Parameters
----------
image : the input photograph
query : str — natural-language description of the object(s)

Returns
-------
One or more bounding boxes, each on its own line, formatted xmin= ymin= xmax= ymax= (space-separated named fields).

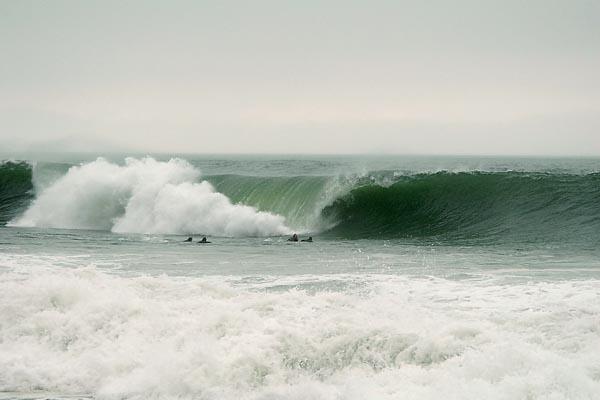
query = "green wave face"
xmin=322 ymin=172 xmax=600 ymax=244
xmin=0 ymin=161 xmax=34 ymax=224
xmin=206 ymin=174 xmax=345 ymax=231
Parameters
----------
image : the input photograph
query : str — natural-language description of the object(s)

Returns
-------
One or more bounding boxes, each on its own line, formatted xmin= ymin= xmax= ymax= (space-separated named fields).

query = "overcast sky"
xmin=1 ymin=0 xmax=599 ymax=155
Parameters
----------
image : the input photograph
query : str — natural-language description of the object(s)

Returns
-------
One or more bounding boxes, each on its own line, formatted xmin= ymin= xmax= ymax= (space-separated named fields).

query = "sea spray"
xmin=10 ymin=157 xmax=290 ymax=236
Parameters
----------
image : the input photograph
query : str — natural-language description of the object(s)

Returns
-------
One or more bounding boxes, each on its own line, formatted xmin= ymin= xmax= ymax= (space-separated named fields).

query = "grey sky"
xmin=1 ymin=0 xmax=599 ymax=155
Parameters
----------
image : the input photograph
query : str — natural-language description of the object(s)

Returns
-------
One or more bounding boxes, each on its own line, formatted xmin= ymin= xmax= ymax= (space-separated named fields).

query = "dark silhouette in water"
xmin=184 ymin=237 xmax=192 ymax=242
xmin=287 ymin=233 xmax=299 ymax=242
xmin=301 ymin=236 xmax=313 ymax=242
xmin=198 ymin=236 xmax=211 ymax=243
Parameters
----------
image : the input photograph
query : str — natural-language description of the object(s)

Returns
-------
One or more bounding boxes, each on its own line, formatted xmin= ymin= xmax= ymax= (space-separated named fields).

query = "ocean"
xmin=0 ymin=154 xmax=599 ymax=400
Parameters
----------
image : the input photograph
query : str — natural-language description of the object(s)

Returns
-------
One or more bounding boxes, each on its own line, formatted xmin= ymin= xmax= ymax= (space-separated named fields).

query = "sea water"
xmin=0 ymin=154 xmax=599 ymax=399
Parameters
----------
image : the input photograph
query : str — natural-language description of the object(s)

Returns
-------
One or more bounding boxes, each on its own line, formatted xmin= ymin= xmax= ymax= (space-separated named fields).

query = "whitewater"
xmin=9 ymin=158 xmax=290 ymax=237
xmin=1 ymin=154 xmax=599 ymax=400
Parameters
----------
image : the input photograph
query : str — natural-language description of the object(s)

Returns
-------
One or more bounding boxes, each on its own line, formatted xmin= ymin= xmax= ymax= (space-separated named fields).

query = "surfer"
xmin=288 ymin=233 xmax=299 ymax=242
xmin=198 ymin=236 xmax=211 ymax=243
xmin=301 ymin=236 xmax=313 ymax=242
xmin=184 ymin=237 xmax=192 ymax=242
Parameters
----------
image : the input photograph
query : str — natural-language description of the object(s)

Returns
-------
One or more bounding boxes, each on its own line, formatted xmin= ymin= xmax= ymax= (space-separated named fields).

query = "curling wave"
xmin=321 ymin=172 xmax=600 ymax=243
xmin=1 ymin=159 xmax=599 ymax=243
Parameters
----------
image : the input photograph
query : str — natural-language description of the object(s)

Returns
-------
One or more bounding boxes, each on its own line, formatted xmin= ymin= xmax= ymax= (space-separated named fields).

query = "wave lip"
xmin=207 ymin=174 xmax=352 ymax=232
xmin=9 ymin=157 xmax=290 ymax=237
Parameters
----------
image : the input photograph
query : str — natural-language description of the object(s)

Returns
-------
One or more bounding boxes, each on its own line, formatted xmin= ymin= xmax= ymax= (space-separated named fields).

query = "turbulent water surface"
xmin=0 ymin=154 xmax=599 ymax=400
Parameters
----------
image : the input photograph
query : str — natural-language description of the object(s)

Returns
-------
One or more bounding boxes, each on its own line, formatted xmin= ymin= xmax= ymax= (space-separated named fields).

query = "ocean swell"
xmin=2 ymin=159 xmax=600 ymax=243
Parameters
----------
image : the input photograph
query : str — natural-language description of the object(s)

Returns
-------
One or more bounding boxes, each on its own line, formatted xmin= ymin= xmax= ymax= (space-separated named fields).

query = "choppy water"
xmin=1 ymin=154 xmax=599 ymax=399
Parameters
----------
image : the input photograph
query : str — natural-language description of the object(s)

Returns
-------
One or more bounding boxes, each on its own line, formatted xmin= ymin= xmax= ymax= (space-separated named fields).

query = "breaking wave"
xmin=6 ymin=158 xmax=290 ymax=237
xmin=1 ymin=158 xmax=599 ymax=243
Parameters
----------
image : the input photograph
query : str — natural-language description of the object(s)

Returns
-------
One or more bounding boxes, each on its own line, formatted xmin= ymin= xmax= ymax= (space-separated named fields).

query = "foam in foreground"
xmin=0 ymin=263 xmax=598 ymax=400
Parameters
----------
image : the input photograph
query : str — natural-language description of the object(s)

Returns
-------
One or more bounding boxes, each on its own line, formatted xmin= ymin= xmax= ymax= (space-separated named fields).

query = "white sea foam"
xmin=10 ymin=157 xmax=290 ymax=236
xmin=0 ymin=260 xmax=598 ymax=400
